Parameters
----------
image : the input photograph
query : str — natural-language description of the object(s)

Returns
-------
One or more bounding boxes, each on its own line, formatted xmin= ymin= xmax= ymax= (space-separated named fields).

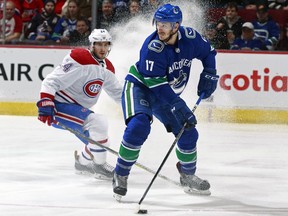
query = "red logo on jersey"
xmin=83 ymin=79 xmax=103 ymax=98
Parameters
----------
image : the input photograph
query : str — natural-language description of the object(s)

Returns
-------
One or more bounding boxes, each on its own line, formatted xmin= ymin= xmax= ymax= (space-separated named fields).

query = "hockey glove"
xmin=171 ymin=97 xmax=197 ymax=130
xmin=197 ymin=68 xmax=219 ymax=99
xmin=37 ymin=98 xmax=55 ymax=126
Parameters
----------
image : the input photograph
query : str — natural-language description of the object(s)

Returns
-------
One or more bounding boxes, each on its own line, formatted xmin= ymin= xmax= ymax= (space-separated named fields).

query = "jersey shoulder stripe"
xmin=104 ymin=58 xmax=115 ymax=74
xmin=70 ymin=48 xmax=99 ymax=66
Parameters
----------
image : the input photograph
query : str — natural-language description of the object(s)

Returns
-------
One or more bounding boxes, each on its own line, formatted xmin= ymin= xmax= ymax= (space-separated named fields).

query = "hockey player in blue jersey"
xmin=112 ymin=3 xmax=219 ymax=197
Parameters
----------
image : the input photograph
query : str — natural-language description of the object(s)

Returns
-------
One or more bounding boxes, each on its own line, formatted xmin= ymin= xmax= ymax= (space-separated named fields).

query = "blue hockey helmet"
xmin=153 ymin=4 xmax=182 ymax=25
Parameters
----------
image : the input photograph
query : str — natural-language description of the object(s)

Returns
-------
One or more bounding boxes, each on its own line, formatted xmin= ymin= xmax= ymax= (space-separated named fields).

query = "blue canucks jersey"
xmin=126 ymin=26 xmax=217 ymax=104
xmin=252 ymin=19 xmax=280 ymax=49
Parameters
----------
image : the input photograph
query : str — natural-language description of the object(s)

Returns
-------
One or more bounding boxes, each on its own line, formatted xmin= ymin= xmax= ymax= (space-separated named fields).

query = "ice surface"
xmin=0 ymin=115 xmax=287 ymax=216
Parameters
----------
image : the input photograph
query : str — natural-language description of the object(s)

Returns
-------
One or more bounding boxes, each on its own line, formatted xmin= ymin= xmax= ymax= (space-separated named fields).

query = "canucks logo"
xmin=148 ymin=40 xmax=164 ymax=53
xmin=169 ymin=70 xmax=188 ymax=94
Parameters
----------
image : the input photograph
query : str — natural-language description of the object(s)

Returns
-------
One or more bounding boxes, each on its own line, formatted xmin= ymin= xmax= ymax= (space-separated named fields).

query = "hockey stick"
xmin=136 ymin=93 xmax=205 ymax=213
xmin=54 ymin=120 xmax=181 ymax=187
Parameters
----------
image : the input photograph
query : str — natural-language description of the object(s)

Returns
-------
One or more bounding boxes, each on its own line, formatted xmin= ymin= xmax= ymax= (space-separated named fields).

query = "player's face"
xmin=92 ymin=42 xmax=111 ymax=60
xmin=156 ymin=21 xmax=178 ymax=43
xmin=156 ymin=22 xmax=173 ymax=40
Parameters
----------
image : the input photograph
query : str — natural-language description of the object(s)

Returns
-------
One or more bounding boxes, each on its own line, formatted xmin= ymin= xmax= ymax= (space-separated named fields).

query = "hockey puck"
xmin=137 ymin=209 xmax=148 ymax=214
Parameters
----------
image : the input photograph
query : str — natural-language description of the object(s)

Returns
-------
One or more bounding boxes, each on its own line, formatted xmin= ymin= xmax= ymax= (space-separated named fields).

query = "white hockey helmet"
xmin=89 ymin=29 xmax=112 ymax=45
xmin=89 ymin=29 xmax=112 ymax=58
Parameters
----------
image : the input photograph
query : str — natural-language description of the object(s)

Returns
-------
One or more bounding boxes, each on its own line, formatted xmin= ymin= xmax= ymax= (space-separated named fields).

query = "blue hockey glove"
xmin=171 ymin=97 xmax=197 ymax=130
xmin=36 ymin=98 xmax=55 ymax=126
xmin=197 ymin=68 xmax=219 ymax=99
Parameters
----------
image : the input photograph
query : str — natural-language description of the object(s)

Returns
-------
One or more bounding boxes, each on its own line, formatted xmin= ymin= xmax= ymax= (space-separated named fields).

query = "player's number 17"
xmin=146 ymin=60 xmax=154 ymax=71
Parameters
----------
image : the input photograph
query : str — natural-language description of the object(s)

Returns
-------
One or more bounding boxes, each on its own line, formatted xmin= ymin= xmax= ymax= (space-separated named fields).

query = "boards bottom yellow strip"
xmin=0 ymin=102 xmax=287 ymax=124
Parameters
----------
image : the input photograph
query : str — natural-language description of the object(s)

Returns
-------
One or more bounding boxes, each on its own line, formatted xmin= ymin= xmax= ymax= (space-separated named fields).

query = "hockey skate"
xmin=176 ymin=162 xmax=211 ymax=196
xmin=112 ymin=173 xmax=128 ymax=201
xmin=74 ymin=151 xmax=114 ymax=180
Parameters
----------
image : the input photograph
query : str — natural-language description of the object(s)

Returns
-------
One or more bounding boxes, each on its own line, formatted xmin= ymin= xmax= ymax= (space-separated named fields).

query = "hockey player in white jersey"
xmin=37 ymin=29 xmax=122 ymax=180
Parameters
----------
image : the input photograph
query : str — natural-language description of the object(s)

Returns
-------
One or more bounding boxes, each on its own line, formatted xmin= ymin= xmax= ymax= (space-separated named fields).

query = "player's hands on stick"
xmin=36 ymin=98 xmax=55 ymax=126
xmin=171 ymin=97 xmax=197 ymax=130
xmin=197 ymin=68 xmax=219 ymax=99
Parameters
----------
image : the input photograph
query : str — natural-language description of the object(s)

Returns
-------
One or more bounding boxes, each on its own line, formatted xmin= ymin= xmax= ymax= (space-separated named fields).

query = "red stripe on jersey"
xmin=70 ymin=48 xmax=116 ymax=75
xmin=40 ymin=92 xmax=54 ymax=100
xmin=97 ymin=139 xmax=108 ymax=144
xmin=59 ymin=90 xmax=79 ymax=104
xmin=70 ymin=48 xmax=99 ymax=65
xmin=56 ymin=112 xmax=84 ymax=125
xmin=104 ymin=58 xmax=115 ymax=74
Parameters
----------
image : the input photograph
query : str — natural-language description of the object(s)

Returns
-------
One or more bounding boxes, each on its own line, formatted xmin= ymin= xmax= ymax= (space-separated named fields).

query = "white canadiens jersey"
xmin=41 ymin=48 xmax=122 ymax=108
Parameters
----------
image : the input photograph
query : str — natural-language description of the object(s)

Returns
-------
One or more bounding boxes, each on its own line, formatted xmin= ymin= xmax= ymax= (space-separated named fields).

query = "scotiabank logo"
xmin=220 ymin=68 xmax=287 ymax=92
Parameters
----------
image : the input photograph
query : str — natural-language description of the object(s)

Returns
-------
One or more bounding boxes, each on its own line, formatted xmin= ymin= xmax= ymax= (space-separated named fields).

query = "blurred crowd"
xmin=0 ymin=0 xmax=160 ymax=46
xmin=1 ymin=0 xmax=288 ymax=51
xmin=203 ymin=0 xmax=288 ymax=51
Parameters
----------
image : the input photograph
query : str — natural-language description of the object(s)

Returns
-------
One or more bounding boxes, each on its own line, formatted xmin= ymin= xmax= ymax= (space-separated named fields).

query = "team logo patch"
xmin=83 ymin=79 xmax=103 ymax=98
xmin=173 ymin=7 xmax=179 ymax=14
xmin=148 ymin=40 xmax=164 ymax=53
xmin=62 ymin=63 xmax=73 ymax=72
xmin=140 ymin=99 xmax=149 ymax=107
xmin=169 ymin=70 xmax=188 ymax=94
xmin=184 ymin=27 xmax=196 ymax=39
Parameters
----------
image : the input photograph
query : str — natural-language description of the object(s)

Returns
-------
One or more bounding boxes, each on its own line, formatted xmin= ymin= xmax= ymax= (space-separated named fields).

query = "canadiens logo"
xmin=83 ymin=79 xmax=103 ymax=98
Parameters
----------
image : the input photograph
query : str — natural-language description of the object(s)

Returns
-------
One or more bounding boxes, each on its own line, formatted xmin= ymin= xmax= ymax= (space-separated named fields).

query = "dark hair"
xmin=225 ymin=2 xmax=239 ymax=12
xmin=77 ymin=17 xmax=90 ymax=26
xmin=129 ymin=0 xmax=140 ymax=7
xmin=102 ymin=0 xmax=113 ymax=4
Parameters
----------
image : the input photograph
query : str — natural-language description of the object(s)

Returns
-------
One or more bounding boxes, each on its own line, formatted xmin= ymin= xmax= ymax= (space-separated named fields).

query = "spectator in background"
xmin=231 ymin=22 xmax=267 ymax=50
xmin=252 ymin=4 xmax=280 ymax=50
xmin=21 ymin=0 xmax=44 ymax=23
xmin=141 ymin=0 xmax=161 ymax=18
xmin=69 ymin=17 xmax=90 ymax=46
xmin=25 ymin=0 xmax=60 ymax=44
xmin=115 ymin=0 xmax=142 ymax=22
xmin=203 ymin=21 xmax=230 ymax=49
xmin=78 ymin=0 xmax=92 ymax=21
xmin=52 ymin=0 xmax=81 ymax=44
xmin=241 ymin=1 xmax=268 ymax=9
xmin=216 ymin=2 xmax=244 ymax=46
xmin=128 ymin=0 xmax=141 ymax=17
xmin=62 ymin=0 xmax=92 ymax=21
xmin=113 ymin=0 xmax=129 ymax=11
xmin=97 ymin=0 xmax=117 ymax=30
xmin=204 ymin=0 xmax=243 ymax=8
xmin=0 ymin=1 xmax=23 ymax=43
xmin=0 ymin=0 xmax=22 ymax=16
